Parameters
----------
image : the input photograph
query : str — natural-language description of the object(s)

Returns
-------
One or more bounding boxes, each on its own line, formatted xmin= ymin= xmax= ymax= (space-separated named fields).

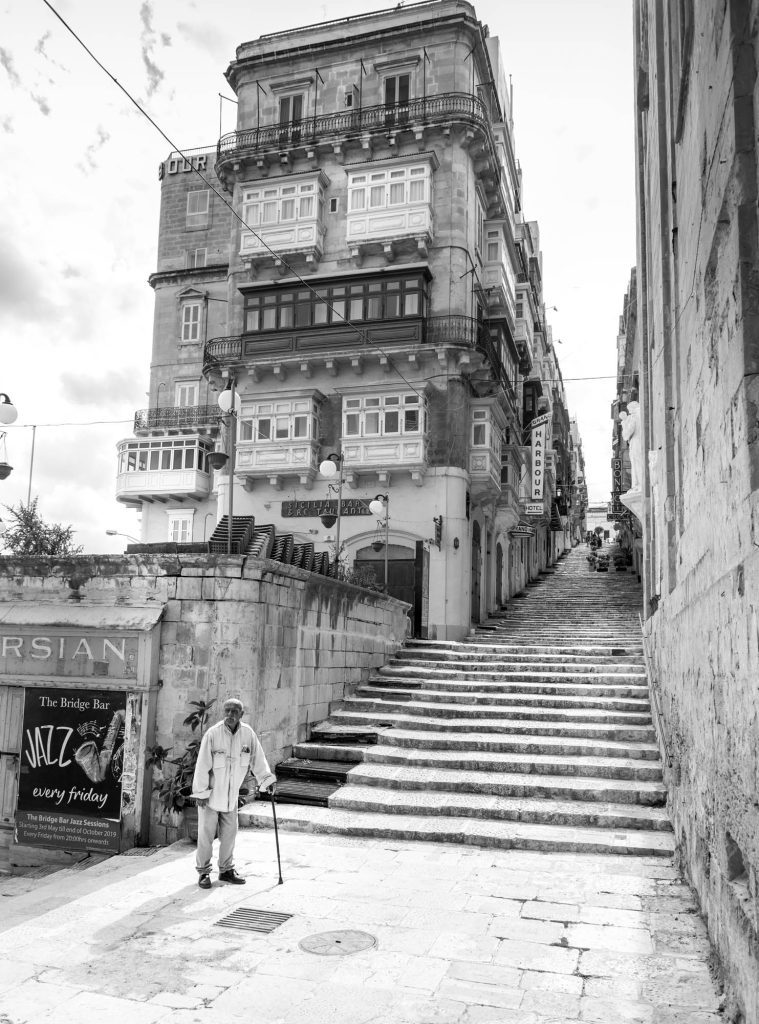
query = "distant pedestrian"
xmin=191 ymin=698 xmax=276 ymax=889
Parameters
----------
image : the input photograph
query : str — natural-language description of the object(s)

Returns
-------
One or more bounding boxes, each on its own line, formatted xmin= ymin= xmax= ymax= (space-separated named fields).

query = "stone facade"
xmin=115 ymin=0 xmax=588 ymax=641
xmin=633 ymin=2 xmax=759 ymax=1019
xmin=0 ymin=553 xmax=408 ymax=852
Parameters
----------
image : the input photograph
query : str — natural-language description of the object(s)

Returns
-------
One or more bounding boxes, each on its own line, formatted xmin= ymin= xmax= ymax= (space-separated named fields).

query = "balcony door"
xmin=384 ymin=74 xmax=410 ymax=126
xmin=279 ymin=94 xmax=304 ymax=145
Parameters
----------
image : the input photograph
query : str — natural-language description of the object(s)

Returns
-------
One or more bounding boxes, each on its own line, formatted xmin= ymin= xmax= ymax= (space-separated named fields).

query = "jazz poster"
xmin=16 ymin=688 xmax=127 ymax=852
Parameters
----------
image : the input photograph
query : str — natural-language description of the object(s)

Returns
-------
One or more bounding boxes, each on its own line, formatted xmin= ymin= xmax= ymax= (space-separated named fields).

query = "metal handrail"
xmin=638 ymin=612 xmax=672 ymax=768
xmin=217 ymin=92 xmax=491 ymax=158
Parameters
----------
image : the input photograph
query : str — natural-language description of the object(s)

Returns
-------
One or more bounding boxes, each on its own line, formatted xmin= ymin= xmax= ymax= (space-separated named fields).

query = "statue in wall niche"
xmin=619 ymin=401 xmax=643 ymax=492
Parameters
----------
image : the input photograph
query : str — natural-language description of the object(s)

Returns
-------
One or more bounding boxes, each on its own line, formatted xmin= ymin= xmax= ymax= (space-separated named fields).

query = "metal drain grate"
xmin=121 ymin=847 xmax=161 ymax=857
xmin=215 ymin=907 xmax=292 ymax=933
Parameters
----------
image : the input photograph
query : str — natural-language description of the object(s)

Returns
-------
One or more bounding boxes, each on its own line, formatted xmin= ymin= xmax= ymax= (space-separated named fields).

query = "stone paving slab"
xmin=0 ymin=831 xmax=721 ymax=1024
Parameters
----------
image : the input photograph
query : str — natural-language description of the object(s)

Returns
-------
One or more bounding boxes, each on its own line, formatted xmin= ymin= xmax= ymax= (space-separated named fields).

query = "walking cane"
xmin=270 ymin=789 xmax=283 ymax=885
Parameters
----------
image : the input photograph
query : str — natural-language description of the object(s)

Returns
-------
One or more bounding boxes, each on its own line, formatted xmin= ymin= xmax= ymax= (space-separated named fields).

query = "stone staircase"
xmin=241 ymin=545 xmax=674 ymax=856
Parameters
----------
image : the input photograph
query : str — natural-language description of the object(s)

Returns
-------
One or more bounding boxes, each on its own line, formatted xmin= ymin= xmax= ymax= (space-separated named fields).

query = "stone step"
xmin=377 ymin=665 xmax=649 ymax=685
xmin=343 ymin=761 xmax=667 ymax=805
xmin=240 ymin=801 xmax=676 ymax=857
xmin=391 ymin=656 xmax=643 ymax=675
xmin=399 ymin=650 xmax=644 ymax=667
xmin=367 ymin=676 xmax=651 ymax=699
xmin=328 ymin=783 xmax=672 ymax=832
xmin=330 ymin=708 xmax=656 ymax=743
xmin=293 ymin=742 xmax=665 ymax=781
xmin=342 ymin=726 xmax=661 ymax=761
xmin=347 ymin=694 xmax=653 ymax=723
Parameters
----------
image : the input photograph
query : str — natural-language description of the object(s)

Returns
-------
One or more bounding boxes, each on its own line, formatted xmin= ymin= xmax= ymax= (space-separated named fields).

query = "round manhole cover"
xmin=299 ymin=929 xmax=376 ymax=956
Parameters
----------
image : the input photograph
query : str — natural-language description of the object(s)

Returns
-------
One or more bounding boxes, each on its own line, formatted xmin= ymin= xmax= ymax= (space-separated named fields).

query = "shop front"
xmin=0 ymin=605 xmax=163 ymax=871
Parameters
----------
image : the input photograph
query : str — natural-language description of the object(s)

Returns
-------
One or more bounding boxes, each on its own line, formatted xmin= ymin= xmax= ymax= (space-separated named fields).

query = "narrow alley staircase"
xmin=241 ymin=545 xmax=674 ymax=856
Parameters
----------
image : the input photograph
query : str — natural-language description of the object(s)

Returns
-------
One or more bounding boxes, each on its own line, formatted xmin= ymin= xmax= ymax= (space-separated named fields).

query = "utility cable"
xmin=40 ymin=0 xmax=426 ymax=399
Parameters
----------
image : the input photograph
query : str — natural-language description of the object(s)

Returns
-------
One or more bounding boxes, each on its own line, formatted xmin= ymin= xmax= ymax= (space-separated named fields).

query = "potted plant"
xmin=145 ymin=698 xmax=216 ymax=840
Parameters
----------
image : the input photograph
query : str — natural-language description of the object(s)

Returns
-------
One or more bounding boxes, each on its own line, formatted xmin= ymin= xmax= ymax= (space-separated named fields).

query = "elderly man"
xmin=191 ymin=698 xmax=276 ymax=889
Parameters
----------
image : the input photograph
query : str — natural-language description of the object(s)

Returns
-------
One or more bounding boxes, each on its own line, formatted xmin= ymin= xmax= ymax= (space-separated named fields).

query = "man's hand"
xmin=195 ymin=797 xmax=209 ymax=808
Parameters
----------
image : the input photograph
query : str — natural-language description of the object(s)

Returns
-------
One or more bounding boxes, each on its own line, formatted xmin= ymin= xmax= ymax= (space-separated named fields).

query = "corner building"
xmin=117 ymin=0 xmax=582 ymax=640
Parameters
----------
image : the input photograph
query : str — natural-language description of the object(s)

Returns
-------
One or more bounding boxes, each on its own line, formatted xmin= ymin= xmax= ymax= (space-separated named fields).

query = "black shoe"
xmin=219 ymin=869 xmax=246 ymax=885
xmin=198 ymin=874 xmax=212 ymax=889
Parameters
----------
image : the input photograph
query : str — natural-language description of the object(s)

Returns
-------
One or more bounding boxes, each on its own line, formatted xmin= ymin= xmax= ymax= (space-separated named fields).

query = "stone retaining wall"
xmin=0 ymin=553 xmax=408 ymax=846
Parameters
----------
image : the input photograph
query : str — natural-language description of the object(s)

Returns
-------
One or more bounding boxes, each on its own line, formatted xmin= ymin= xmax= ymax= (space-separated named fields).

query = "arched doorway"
xmin=471 ymin=521 xmax=482 ymax=623
xmin=355 ymin=542 xmax=416 ymax=632
xmin=495 ymin=542 xmax=503 ymax=607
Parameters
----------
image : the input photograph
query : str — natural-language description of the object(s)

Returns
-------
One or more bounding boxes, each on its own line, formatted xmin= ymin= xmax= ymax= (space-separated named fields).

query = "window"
xmin=241 ymin=179 xmax=323 ymax=239
xmin=384 ymin=73 xmax=410 ymax=125
xmin=243 ymin=274 xmax=427 ymax=332
xmin=167 ymin=511 xmax=195 ymax=543
xmin=187 ymin=248 xmax=206 ymax=269
xmin=175 ymin=381 xmax=198 ymax=408
xmin=515 ymin=298 xmax=524 ymax=319
xmin=186 ymin=190 xmax=209 ymax=229
xmin=486 ymin=231 xmax=499 ymax=263
xmin=118 ymin=438 xmax=212 ymax=474
xmin=278 ymin=94 xmax=304 ymax=144
xmin=279 ymin=94 xmax=304 ymax=124
xmin=342 ymin=393 xmax=425 ymax=439
xmin=181 ymin=303 xmax=201 ymax=342
xmin=472 ymin=409 xmax=489 ymax=447
xmin=238 ymin=397 xmax=318 ymax=444
xmin=348 ymin=164 xmax=430 ymax=213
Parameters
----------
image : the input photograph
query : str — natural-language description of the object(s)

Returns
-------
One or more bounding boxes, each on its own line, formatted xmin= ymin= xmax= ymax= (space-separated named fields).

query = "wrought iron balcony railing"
xmin=217 ymin=92 xmax=493 ymax=159
xmin=205 ymin=316 xmax=512 ymax=390
xmin=133 ymin=405 xmax=222 ymax=432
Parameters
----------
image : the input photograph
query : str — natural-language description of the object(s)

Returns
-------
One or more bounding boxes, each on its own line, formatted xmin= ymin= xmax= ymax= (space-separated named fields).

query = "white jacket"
xmin=191 ymin=720 xmax=276 ymax=813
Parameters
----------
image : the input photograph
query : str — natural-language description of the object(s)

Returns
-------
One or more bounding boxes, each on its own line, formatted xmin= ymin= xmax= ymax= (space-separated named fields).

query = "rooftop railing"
xmin=133 ymin=405 xmax=221 ymax=432
xmin=217 ymin=92 xmax=492 ymax=159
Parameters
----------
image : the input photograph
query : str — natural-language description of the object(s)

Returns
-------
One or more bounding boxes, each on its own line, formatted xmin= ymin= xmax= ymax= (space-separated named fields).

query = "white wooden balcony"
xmin=346 ymin=203 xmax=433 ymax=261
xmin=483 ymin=262 xmax=516 ymax=324
xmin=342 ymin=435 xmax=428 ymax=485
xmin=240 ymin=220 xmax=324 ymax=269
xmin=234 ymin=440 xmax=320 ymax=489
xmin=116 ymin=468 xmax=211 ymax=505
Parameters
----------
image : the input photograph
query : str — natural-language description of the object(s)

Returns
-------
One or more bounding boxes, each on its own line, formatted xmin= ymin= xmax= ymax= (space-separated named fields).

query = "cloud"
xmin=79 ymin=125 xmax=111 ymax=172
xmin=1 ymin=117 xmax=12 ymax=134
xmin=176 ymin=21 xmax=229 ymax=61
xmin=0 ymin=46 xmax=20 ymax=86
xmin=30 ymin=93 xmax=51 ymax=116
xmin=60 ymin=370 xmax=144 ymax=409
xmin=0 ymin=239 xmax=57 ymax=323
xmin=139 ymin=1 xmax=165 ymax=96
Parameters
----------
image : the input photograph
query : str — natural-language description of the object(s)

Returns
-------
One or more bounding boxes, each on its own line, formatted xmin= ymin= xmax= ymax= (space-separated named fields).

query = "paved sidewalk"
xmin=0 ymin=831 xmax=722 ymax=1024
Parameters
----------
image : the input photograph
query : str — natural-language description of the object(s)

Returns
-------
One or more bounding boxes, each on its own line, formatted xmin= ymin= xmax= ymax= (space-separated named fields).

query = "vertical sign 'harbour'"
xmin=530 ymin=413 xmax=551 ymax=502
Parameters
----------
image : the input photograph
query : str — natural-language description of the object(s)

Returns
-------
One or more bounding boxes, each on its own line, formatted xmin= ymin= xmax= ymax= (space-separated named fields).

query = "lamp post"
xmin=0 ymin=394 xmax=18 ymax=482
xmin=202 ymin=512 xmax=215 ymax=542
xmin=369 ymin=493 xmax=389 ymax=592
xmin=208 ymin=381 xmax=239 ymax=555
xmin=319 ymin=452 xmax=343 ymax=563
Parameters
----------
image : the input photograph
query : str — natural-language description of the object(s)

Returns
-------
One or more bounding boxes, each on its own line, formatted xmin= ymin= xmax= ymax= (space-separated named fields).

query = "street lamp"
xmin=105 ymin=530 xmax=140 ymax=544
xmin=211 ymin=381 xmax=240 ymax=555
xmin=0 ymin=394 xmax=18 ymax=425
xmin=369 ymin=493 xmax=389 ymax=592
xmin=319 ymin=452 xmax=343 ymax=560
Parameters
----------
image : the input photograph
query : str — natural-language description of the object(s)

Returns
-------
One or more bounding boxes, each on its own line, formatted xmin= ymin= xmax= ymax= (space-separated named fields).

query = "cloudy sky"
xmin=1 ymin=0 xmax=633 ymax=553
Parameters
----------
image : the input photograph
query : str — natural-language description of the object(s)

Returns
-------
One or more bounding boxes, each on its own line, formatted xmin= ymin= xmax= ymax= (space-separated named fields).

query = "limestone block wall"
xmin=634 ymin=1 xmax=759 ymax=1018
xmin=0 ymin=553 xmax=408 ymax=845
